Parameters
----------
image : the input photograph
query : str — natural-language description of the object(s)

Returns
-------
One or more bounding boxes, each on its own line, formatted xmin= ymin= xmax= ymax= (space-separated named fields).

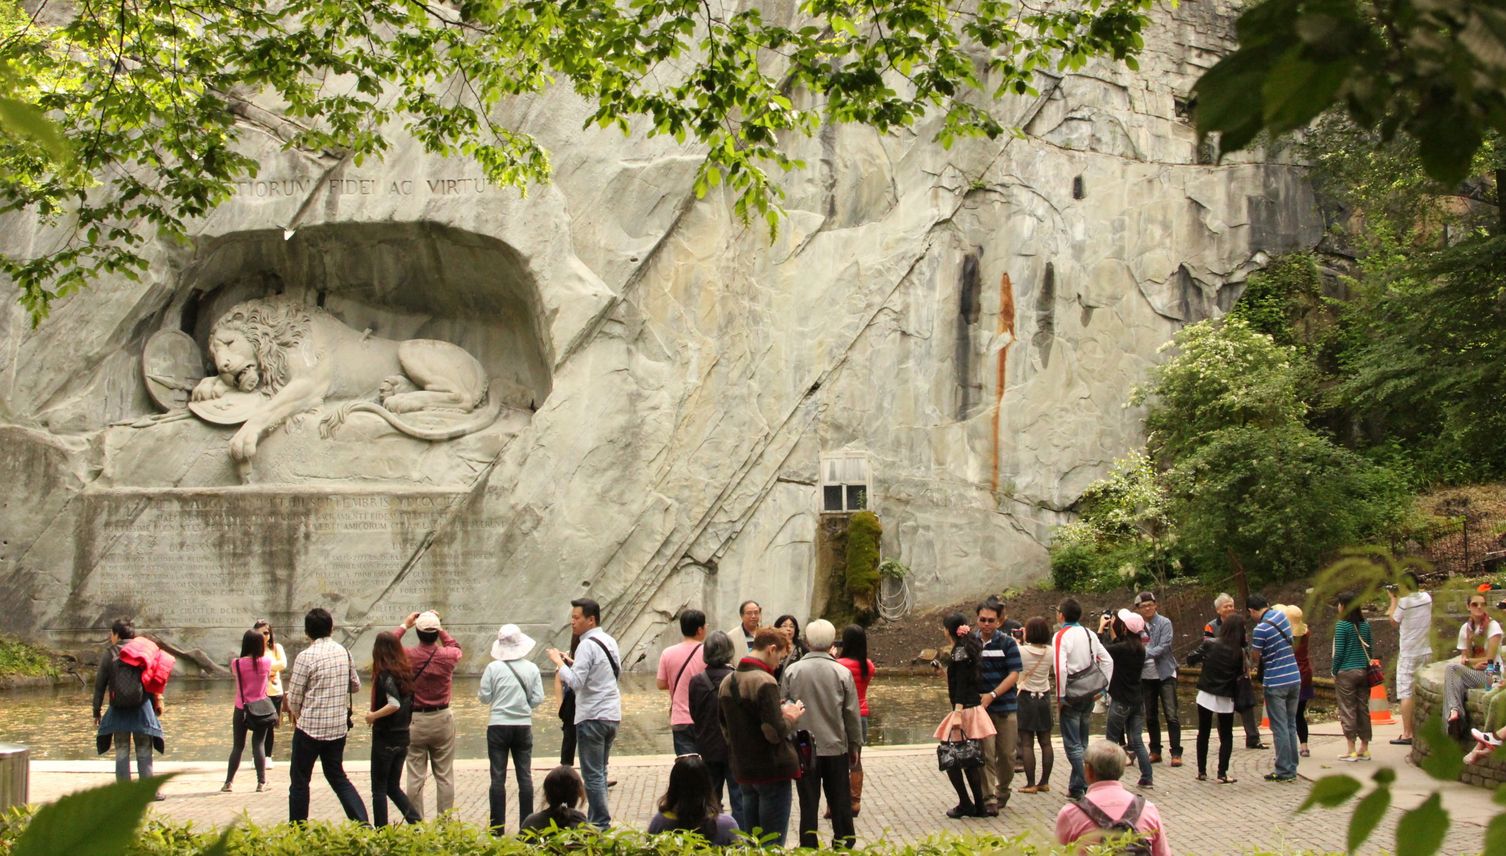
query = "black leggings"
xmin=1019 ymin=729 xmax=1054 ymax=788
xmin=1196 ymin=705 xmax=1234 ymax=778
xmin=225 ymin=706 xmax=269 ymax=785
xmin=1297 ymin=698 xmax=1310 ymax=744
xmin=946 ymin=766 xmax=985 ymax=813
xmin=263 ymin=695 xmax=283 ymax=757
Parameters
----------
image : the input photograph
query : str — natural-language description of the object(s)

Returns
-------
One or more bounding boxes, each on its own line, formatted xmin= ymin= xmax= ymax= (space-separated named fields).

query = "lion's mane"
xmin=208 ymin=298 xmax=314 ymax=394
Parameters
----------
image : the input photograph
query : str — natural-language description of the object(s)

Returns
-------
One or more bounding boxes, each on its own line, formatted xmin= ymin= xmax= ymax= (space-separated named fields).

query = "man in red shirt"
xmin=656 ymin=609 xmax=708 ymax=756
xmin=1055 ymin=740 xmax=1170 ymax=855
xmin=396 ymin=610 xmax=463 ymax=818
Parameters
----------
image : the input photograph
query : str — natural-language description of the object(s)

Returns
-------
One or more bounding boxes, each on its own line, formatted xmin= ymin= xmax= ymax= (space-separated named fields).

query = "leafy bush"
xmin=1129 ymin=318 xmax=1410 ymax=584
xmin=0 ymin=779 xmax=1111 ymax=856
xmin=1048 ymin=451 xmax=1175 ymax=592
xmin=0 ymin=634 xmax=59 ymax=679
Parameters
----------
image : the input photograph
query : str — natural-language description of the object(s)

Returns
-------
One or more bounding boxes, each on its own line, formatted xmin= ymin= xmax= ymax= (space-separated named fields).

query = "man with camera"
xmin=396 ymin=609 xmax=464 ymax=818
xmin=1135 ymin=592 xmax=1182 ymax=766
xmin=1385 ymin=574 xmax=1432 ymax=745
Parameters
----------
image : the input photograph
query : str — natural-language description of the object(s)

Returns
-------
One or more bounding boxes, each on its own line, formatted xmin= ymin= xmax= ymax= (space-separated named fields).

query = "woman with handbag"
xmin=1331 ymin=592 xmax=1374 ymax=761
xmin=1191 ymin=612 xmax=1244 ymax=784
xmin=222 ymin=629 xmax=274 ymax=793
xmin=934 ymin=612 xmax=995 ymax=819
xmin=1015 ymin=617 xmax=1055 ymax=794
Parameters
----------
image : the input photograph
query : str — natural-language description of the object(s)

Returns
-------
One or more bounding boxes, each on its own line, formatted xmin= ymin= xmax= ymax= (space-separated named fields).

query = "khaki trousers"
xmin=405 ymin=709 xmax=456 ymax=816
xmin=981 ymin=710 xmax=1018 ymax=806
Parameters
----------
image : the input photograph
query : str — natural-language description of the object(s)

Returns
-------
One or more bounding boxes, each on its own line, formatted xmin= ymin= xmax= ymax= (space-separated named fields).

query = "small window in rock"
xmin=1174 ymin=96 xmax=1194 ymax=122
xmin=820 ymin=453 xmax=872 ymax=513
xmin=1196 ymin=139 xmax=1217 ymax=165
xmin=1072 ymin=176 xmax=1084 ymax=200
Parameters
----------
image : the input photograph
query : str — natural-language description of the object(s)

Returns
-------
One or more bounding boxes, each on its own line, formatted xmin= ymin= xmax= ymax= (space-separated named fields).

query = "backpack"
xmin=109 ymin=653 xmax=146 ymax=709
xmin=1070 ymin=794 xmax=1152 ymax=856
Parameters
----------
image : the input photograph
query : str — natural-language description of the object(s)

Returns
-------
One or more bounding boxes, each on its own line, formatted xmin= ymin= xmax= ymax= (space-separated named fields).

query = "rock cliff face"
xmin=0 ymin=2 xmax=1321 ymax=669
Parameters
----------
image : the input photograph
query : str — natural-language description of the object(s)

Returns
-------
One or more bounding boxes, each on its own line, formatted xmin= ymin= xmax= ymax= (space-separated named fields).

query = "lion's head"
xmin=206 ymin=298 xmax=314 ymax=394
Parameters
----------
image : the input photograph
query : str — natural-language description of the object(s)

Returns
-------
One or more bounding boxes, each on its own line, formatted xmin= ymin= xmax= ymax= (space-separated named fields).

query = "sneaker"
xmin=1337 ymin=753 xmax=1359 ymax=762
xmin=265 ymin=759 xmax=277 ymax=769
xmin=1355 ymin=751 xmax=1372 ymax=761
xmin=1136 ymin=779 xmax=1154 ymax=789
xmin=1472 ymin=728 xmax=1503 ymax=747
xmin=219 ymin=784 xmax=232 ymax=793
xmin=1247 ymin=742 xmax=1269 ymax=750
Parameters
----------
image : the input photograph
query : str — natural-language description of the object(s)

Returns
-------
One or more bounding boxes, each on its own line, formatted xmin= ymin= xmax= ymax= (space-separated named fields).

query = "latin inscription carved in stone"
xmin=233 ymin=176 xmax=491 ymax=198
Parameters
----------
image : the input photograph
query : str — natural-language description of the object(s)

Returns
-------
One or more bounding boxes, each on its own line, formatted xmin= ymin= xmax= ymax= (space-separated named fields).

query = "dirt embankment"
xmin=867 ymin=579 xmax=1421 ymax=678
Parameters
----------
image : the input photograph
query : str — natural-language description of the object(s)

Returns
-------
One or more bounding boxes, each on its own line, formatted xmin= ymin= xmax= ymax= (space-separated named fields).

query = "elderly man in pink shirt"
xmin=1056 ymin=739 xmax=1170 ymax=855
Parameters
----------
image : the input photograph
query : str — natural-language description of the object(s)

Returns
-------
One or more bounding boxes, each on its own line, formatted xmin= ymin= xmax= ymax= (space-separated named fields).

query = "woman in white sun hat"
xmin=478 ymin=623 xmax=546 ymax=835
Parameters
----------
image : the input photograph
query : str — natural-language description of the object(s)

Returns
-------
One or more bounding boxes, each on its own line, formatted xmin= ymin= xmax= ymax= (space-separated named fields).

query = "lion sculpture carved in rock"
xmin=189 ymin=297 xmax=499 ymax=466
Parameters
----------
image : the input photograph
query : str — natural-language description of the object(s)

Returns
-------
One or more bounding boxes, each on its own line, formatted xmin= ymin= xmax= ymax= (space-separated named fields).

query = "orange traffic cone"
xmin=1368 ymin=679 xmax=1393 ymax=724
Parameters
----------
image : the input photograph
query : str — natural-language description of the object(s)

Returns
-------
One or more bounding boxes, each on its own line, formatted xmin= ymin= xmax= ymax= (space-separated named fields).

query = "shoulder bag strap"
xmin=412 ymin=645 xmax=439 ymax=681
xmin=1021 ymin=646 xmax=1047 ymax=687
xmin=1257 ymin=617 xmax=1294 ymax=648
xmin=1072 ymin=797 xmax=1118 ymax=830
xmin=502 ymin=660 xmax=525 ymax=686
xmin=670 ymin=643 xmax=703 ymax=698
xmin=588 ymin=636 xmax=621 ymax=678
xmin=1119 ymin=794 xmax=1145 ymax=826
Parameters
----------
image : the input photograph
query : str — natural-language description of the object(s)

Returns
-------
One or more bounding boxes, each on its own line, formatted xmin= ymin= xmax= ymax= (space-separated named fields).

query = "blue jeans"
xmin=113 ymin=732 xmax=153 ymax=781
xmin=1105 ymin=697 xmax=1152 ymax=784
xmin=576 ymin=719 xmax=618 ymax=828
xmin=671 ymin=727 xmax=698 ymax=756
xmin=486 ymin=725 xmax=534 ymax=833
xmin=740 ymin=779 xmax=792 ymax=847
xmin=706 ymin=759 xmax=746 ymax=831
xmin=1265 ymin=683 xmax=1301 ymax=778
xmin=1059 ymin=699 xmax=1094 ymax=797
xmin=288 ymin=729 xmax=369 ymax=824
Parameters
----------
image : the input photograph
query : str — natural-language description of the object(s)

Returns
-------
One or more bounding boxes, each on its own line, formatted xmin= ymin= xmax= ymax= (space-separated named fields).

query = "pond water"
xmin=4 ymin=672 xmax=1218 ymax=761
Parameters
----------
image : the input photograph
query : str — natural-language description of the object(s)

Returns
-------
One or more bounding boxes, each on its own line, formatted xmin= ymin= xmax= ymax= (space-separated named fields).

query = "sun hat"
xmin=1281 ymin=604 xmax=1309 ymax=638
xmin=1116 ymin=608 xmax=1146 ymax=635
xmin=491 ymin=624 xmax=537 ymax=661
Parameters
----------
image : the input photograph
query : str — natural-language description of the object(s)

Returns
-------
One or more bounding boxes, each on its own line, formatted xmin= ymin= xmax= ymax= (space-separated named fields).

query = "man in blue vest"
xmin=976 ymin=598 xmax=1022 ymax=814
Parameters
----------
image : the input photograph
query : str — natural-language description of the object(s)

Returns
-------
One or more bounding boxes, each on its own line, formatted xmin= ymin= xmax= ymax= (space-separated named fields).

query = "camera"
xmin=1497 ymin=599 xmax=1506 ymax=611
xmin=1102 ymin=610 xmax=1114 ymax=619
xmin=1383 ymin=583 xmax=1398 ymax=592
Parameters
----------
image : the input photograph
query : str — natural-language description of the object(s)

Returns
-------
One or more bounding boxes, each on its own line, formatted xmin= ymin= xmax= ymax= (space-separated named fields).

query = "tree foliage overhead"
xmin=1194 ymin=0 xmax=1506 ymax=186
xmin=0 ymin=0 xmax=1153 ymax=321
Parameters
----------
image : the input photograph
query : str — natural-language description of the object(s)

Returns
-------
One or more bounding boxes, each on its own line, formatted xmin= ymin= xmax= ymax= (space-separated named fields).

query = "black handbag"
xmin=936 ymin=724 xmax=984 ymax=771
xmin=1234 ymin=674 xmax=1258 ymax=712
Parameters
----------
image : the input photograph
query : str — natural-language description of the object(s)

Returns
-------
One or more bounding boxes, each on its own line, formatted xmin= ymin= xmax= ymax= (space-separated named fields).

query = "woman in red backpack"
xmin=222 ymin=629 xmax=274 ymax=792
xmin=91 ymin=618 xmax=165 ymax=792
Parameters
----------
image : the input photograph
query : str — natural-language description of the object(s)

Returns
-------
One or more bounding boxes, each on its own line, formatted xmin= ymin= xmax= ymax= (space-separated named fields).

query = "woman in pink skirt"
xmin=934 ymin=612 xmax=997 ymax=818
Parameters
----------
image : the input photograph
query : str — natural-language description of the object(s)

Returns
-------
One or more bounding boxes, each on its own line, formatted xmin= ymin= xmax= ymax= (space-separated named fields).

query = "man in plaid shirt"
xmin=285 ymin=607 xmax=369 ymax=823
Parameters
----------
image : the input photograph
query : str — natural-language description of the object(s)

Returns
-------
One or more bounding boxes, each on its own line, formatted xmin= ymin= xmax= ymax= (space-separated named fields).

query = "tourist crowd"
xmin=87 ymin=571 xmax=1504 ymax=851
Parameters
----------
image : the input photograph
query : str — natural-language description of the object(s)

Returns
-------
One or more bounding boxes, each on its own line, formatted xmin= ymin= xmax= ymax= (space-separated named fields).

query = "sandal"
xmin=1036 ymin=784 xmax=1051 ymax=793
xmin=1017 ymin=785 xmax=1040 ymax=794
xmin=1217 ymin=776 xmax=1237 ymax=784
xmin=1196 ymin=773 xmax=1208 ymax=781
xmin=219 ymin=784 xmax=232 ymax=793
xmin=1299 ymin=748 xmax=1311 ymax=757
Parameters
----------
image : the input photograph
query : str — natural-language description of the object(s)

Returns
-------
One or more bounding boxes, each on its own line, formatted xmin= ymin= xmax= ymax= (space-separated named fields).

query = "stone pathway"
xmin=24 ymin=720 xmax=1490 ymax=854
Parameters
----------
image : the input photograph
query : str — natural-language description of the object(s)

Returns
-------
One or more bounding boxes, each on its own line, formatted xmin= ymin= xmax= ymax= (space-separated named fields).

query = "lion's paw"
xmin=191 ymin=376 xmax=227 ymax=402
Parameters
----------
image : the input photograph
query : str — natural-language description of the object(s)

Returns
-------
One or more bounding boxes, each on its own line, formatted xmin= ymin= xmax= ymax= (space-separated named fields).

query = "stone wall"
xmin=1410 ymin=662 xmax=1506 ymax=789
xmin=0 ymin=1 xmax=1324 ymax=671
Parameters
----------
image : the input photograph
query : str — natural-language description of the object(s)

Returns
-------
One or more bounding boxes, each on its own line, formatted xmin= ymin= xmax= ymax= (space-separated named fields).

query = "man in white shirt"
xmin=728 ymin=600 xmax=762 ymax=659
xmin=1386 ymin=572 xmax=1433 ymax=745
xmin=547 ymin=597 xmax=622 ymax=828
xmin=1053 ymin=598 xmax=1113 ymax=800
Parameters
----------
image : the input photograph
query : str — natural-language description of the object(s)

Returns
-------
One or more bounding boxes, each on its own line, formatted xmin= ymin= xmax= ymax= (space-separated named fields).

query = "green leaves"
xmin=1299 ymin=774 xmax=1364 ymax=811
xmin=1418 ymin=714 xmax=1466 ymax=783
xmin=12 ymin=775 xmax=172 ymax=856
xmin=0 ymin=0 xmax=1155 ymax=321
xmin=1347 ymin=787 xmax=1389 ymax=853
xmin=1394 ymin=793 xmax=1449 ymax=856
xmin=1195 ymin=0 xmax=1506 ymax=185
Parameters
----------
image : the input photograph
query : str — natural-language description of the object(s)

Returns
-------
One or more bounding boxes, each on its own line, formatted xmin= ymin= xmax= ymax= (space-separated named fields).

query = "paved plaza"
xmin=23 ymin=719 xmax=1493 ymax=854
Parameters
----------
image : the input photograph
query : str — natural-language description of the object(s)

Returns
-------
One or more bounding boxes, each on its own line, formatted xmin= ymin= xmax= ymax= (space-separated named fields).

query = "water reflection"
xmin=3 ymin=673 xmax=959 ymax=761
xmin=4 ymin=672 xmax=1210 ymax=761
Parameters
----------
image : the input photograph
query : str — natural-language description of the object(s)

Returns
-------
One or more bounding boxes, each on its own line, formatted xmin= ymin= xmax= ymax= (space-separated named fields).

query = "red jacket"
xmin=119 ymin=637 xmax=176 ymax=695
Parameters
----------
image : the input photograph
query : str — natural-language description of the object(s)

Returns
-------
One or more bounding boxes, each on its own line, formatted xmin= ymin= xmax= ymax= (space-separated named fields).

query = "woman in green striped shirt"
xmin=1331 ymin=592 xmax=1374 ymax=761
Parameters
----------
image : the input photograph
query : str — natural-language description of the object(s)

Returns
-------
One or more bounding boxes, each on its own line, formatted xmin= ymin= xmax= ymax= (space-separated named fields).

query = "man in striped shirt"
xmin=1248 ymin=594 xmax=1301 ymax=783
xmin=975 ymin=598 xmax=1022 ymax=815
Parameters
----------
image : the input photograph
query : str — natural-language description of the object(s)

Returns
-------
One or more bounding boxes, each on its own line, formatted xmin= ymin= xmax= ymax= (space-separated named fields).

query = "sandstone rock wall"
xmin=0 ymin=1 xmax=1323 ymax=670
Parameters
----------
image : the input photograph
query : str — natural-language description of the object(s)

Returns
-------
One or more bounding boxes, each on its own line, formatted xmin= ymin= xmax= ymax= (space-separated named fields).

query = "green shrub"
xmin=0 ymin=634 xmax=59 ymax=679
xmin=845 ymin=510 xmax=882 ymax=608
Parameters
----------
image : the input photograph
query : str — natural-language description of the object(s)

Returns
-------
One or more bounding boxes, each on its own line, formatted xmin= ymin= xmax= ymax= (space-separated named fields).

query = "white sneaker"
xmin=1471 ymin=728 xmax=1502 ymax=747
xmin=265 ymin=759 xmax=277 ymax=769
